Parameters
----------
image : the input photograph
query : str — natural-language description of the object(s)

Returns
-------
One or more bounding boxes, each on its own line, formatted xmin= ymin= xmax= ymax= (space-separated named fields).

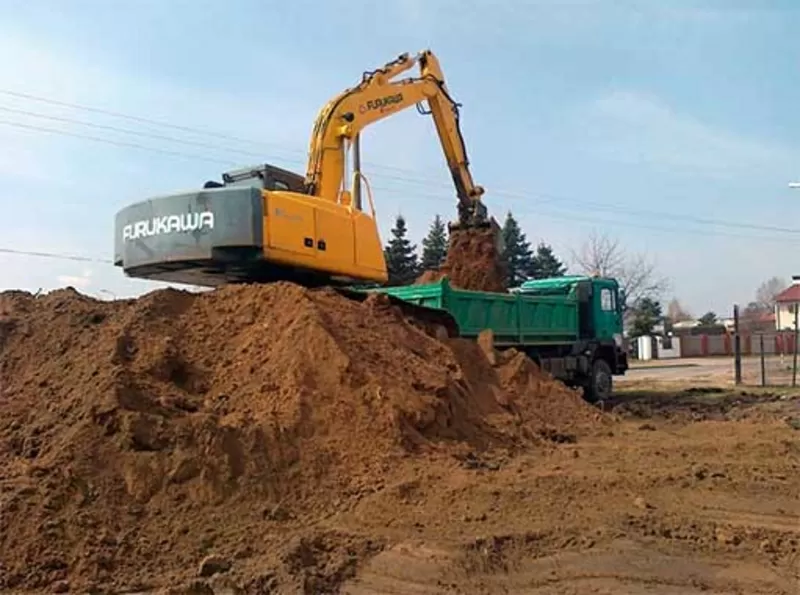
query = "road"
xmin=620 ymin=354 xmax=800 ymax=386
xmin=620 ymin=357 xmax=736 ymax=384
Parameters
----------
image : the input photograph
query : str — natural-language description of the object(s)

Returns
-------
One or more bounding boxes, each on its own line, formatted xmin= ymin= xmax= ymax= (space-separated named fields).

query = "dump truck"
xmin=375 ymin=275 xmax=628 ymax=402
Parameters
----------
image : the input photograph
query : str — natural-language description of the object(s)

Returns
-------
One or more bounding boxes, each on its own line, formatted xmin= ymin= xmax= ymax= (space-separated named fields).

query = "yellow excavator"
xmin=114 ymin=50 xmax=499 ymax=298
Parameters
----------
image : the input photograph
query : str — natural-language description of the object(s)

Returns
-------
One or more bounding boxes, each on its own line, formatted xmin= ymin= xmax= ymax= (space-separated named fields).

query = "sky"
xmin=0 ymin=0 xmax=798 ymax=315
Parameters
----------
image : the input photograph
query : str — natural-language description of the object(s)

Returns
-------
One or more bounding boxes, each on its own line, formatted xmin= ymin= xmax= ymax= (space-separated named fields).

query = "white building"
xmin=774 ymin=276 xmax=800 ymax=330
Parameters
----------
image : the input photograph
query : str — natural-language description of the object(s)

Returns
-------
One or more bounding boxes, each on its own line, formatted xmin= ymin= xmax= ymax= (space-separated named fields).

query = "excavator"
xmin=113 ymin=50 xmax=500 ymax=333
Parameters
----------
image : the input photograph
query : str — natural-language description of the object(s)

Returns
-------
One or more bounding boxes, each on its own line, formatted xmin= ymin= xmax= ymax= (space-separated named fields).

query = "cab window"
xmin=600 ymin=288 xmax=614 ymax=312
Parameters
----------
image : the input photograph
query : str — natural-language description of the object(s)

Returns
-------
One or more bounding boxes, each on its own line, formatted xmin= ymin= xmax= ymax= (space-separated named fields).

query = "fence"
xmin=733 ymin=305 xmax=800 ymax=388
xmin=679 ymin=331 xmax=800 ymax=358
xmin=736 ymin=340 xmax=799 ymax=387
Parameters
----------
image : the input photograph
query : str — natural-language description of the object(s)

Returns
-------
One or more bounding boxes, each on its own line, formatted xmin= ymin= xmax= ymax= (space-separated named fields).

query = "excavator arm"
xmin=304 ymin=50 xmax=490 ymax=228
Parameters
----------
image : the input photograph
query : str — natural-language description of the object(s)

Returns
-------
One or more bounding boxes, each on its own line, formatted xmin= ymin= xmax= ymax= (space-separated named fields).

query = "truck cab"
xmin=517 ymin=275 xmax=628 ymax=401
xmin=576 ymin=277 xmax=624 ymax=345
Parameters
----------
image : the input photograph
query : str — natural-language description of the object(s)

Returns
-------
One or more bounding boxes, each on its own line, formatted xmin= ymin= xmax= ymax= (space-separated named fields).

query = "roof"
xmin=744 ymin=311 xmax=776 ymax=322
xmin=518 ymin=275 xmax=590 ymax=292
xmin=775 ymin=284 xmax=800 ymax=303
xmin=518 ymin=275 xmax=618 ymax=293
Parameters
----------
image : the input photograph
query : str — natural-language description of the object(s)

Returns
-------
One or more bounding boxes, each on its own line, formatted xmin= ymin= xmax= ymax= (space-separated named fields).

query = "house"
xmin=740 ymin=310 xmax=776 ymax=333
xmin=774 ymin=276 xmax=800 ymax=330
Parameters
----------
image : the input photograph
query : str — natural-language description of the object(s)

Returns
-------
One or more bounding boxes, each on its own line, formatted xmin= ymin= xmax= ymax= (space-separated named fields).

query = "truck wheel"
xmin=584 ymin=359 xmax=612 ymax=403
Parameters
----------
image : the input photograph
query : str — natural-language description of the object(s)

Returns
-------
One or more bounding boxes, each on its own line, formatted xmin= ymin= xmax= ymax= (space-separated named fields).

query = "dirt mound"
xmin=0 ymin=283 xmax=597 ymax=592
xmin=416 ymin=226 xmax=507 ymax=292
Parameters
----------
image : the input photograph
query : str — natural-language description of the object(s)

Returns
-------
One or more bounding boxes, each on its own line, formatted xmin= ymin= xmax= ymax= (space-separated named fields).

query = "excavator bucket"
xmin=448 ymin=198 xmax=504 ymax=256
xmin=447 ymin=216 xmax=504 ymax=258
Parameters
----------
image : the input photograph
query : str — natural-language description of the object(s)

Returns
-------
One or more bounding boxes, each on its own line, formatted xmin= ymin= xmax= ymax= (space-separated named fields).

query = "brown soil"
xmin=416 ymin=226 xmax=507 ymax=292
xmin=0 ymin=283 xmax=596 ymax=594
xmin=343 ymin=388 xmax=800 ymax=595
xmin=1 ymin=287 xmax=798 ymax=594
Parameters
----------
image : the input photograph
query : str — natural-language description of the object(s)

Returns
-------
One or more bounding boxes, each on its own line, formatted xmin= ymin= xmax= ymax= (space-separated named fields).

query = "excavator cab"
xmin=203 ymin=163 xmax=306 ymax=193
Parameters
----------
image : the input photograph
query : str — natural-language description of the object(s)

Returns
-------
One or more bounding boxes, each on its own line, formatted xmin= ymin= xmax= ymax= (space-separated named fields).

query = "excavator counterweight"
xmin=114 ymin=50 xmax=501 ymax=290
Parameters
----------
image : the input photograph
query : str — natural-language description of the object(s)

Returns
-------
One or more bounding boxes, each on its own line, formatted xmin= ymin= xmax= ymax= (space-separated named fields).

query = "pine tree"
xmin=630 ymin=297 xmax=663 ymax=338
xmin=384 ymin=214 xmax=420 ymax=285
xmin=501 ymin=211 xmax=534 ymax=287
xmin=420 ymin=214 xmax=448 ymax=271
xmin=529 ymin=242 xmax=567 ymax=279
xmin=698 ymin=311 xmax=719 ymax=327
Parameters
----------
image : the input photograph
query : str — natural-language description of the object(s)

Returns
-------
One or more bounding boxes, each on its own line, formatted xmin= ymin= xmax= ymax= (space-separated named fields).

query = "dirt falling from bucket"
xmin=416 ymin=226 xmax=507 ymax=292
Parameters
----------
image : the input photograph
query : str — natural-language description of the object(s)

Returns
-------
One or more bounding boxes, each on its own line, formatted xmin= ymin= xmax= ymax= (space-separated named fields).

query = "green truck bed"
xmin=376 ymin=278 xmax=579 ymax=345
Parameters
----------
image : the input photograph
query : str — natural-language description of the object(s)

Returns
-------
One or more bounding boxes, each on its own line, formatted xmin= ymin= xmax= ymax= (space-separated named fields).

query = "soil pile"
xmin=0 ymin=283 xmax=597 ymax=592
xmin=416 ymin=226 xmax=507 ymax=292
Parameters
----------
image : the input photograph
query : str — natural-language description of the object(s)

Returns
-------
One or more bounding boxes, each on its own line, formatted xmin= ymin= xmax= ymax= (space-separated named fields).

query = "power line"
xmin=0 ymin=88 xmax=267 ymax=147
xmin=0 ymin=114 xmax=409 ymax=189
xmin=2 ymin=88 xmax=799 ymax=237
xmin=5 ymin=111 xmax=797 ymax=242
xmin=371 ymin=185 xmax=800 ymax=243
xmin=0 ymin=104 xmax=276 ymax=160
xmin=0 ymin=100 xmax=452 ymax=184
xmin=0 ymin=119 xmax=238 ymax=166
xmin=0 ymin=88 xmax=445 ymax=180
xmin=0 ymin=247 xmax=112 ymax=263
xmin=488 ymin=188 xmax=800 ymax=235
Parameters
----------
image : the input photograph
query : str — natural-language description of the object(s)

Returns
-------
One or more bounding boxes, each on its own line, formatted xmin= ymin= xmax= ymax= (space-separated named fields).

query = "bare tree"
xmin=736 ymin=277 xmax=789 ymax=332
xmin=571 ymin=230 xmax=670 ymax=314
xmin=571 ymin=231 xmax=626 ymax=278
xmin=755 ymin=276 xmax=787 ymax=309
xmin=740 ymin=300 xmax=772 ymax=332
xmin=666 ymin=298 xmax=692 ymax=322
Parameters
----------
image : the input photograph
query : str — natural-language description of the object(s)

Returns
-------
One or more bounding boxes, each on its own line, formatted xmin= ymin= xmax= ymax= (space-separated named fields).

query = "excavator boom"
xmin=304 ymin=50 xmax=492 ymax=230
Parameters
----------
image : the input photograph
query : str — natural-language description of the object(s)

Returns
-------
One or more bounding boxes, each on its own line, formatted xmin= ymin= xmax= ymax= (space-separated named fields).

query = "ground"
xmin=2 ymin=286 xmax=798 ymax=594
xmin=141 ymin=381 xmax=798 ymax=595
xmin=331 ymin=383 xmax=800 ymax=595
xmin=624 ymin=355 xmax=800 ymax=387
xmin=624 ymin=357 xmax=736 ymax=384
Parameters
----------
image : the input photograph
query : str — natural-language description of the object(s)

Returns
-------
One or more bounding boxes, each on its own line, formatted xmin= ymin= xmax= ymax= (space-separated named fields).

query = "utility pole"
xmin=787 ymin=182 xmax=799 ymax=385
xmin=793 ymin=305 xmax=799 ymax=387
xmin=733 ymin=305 xmax=742 ymax=385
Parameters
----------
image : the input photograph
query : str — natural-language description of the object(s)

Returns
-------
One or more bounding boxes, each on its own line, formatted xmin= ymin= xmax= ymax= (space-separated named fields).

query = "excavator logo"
xmin=122 ymin=211 xmax=215 ymax=242
xmin=359 ymin=93 xmax=403 ymax=115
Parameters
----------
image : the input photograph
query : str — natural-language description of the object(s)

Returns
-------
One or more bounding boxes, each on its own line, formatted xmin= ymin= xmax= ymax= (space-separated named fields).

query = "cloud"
xmin=0 ymin=34 xmax=89 ymax=184
xmin=56 ymin=268 xmax=92 ymax=289
xmin=0 ymin=32 xmax=303 ymax=182
xmin=576 ymin=90 xmax=799 ymax=179
xmin=0 ymin=22 xmax=445 ymax=192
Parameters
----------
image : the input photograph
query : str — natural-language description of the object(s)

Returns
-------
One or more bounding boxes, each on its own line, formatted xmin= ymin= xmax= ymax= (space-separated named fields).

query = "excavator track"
xmin=334 ymin=287 xmax=460 ymax=340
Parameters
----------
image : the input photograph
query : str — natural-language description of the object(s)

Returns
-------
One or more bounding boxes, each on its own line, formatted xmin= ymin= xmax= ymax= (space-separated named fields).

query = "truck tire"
xmin=584 ymin=359 xmax=613 ymax=403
